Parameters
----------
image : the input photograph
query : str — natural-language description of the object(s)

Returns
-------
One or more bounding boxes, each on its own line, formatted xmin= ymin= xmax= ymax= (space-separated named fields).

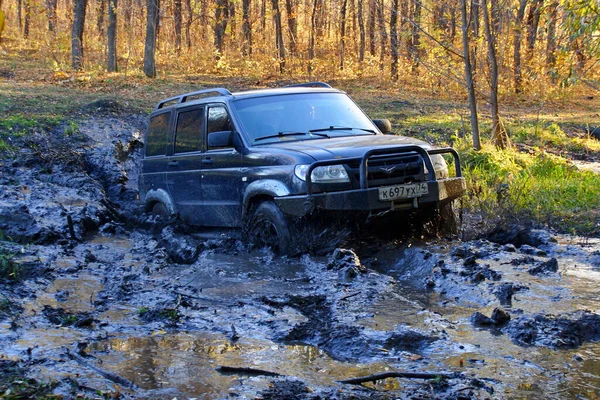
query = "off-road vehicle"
xmin=139 ymin=82 xmax=466 ymax=253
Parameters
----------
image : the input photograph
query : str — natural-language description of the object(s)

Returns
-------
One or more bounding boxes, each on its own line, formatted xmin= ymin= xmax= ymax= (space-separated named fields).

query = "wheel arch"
xmin=143 ymin=188 xmax=177 ymax=216
xmin=242 ymin=179 xmax=291 ymax=217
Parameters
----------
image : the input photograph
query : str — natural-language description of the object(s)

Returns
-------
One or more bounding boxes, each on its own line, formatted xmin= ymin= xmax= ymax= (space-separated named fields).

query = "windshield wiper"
xmin=254 ymin=131 xmax=329 ymax=142
xmin=309 ymin=126 xmax=377 ymax=135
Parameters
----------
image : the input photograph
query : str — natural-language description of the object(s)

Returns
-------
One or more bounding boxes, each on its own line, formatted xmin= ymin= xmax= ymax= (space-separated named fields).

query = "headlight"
xmin=424 ymin=154 xmax=449 ymax=179
xmin=295 ymin=164 xmax=350 ymax=183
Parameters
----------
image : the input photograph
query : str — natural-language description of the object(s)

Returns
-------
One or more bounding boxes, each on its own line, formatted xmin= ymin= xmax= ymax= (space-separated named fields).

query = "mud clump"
xmin=160 ymin=226 xmax=200 ymax=264
xmin=327 ymin=248 xmax=367 ymax=280
xmin=507 ymin=310 xmax=600 ymax=348
xmin=528 ymin=258 xmax=559 ymax=275
xmin=471 ymin=308 xmax=511 ymax=327
xmin=487 ymin=225 xmax=556 ymax=248
xmin=258 ymin=379 xmax=313 ymax=400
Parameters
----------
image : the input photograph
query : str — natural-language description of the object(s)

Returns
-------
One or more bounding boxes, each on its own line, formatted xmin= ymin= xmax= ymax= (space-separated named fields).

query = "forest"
xmin=0 ymin=0 xmax=598 ymax=96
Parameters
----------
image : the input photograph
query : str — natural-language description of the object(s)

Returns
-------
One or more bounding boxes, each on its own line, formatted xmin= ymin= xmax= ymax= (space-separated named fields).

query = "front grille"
xmin=345 ymin=152 xmax=425 ymax=188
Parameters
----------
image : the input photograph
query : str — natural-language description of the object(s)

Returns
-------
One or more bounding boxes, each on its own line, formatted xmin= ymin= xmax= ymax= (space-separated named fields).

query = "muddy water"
xmin=3 ymin=231 xmax=600 ymax=399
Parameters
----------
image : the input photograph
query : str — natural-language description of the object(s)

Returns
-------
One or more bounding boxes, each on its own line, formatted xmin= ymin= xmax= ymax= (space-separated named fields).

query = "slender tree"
xmin=546 ymin=0 xmax=558 ymax=70
xmin=513 ymin=0 xmax=527 ymax=93
xmin=461 ymin=0 xmax=481 ymax=150
xmin=46 ymin=0 xmax=58 ymax=33
xmin=214 ymin=0 xmax=229 ymax=55
xmin=390 ymin=0 xmax=399 ymax=80
xmin=107 ymin=0 xmax=117 ymax=71
xmin=285 ymin=0 xmax=297 ymax=55
xmin=143 ymin=0 xmax=160 ymax=77
xmin=271 ymin=0 xmax=286 ymax=73
xmin=242 ymin=0 xmax=252 ymax=56
xmin=357 ymin=0 xmax=365 ymax=62
xmin=97 ymin=0 xmax=106 ymax=36
xmin=23 ymin=0 xmax=30 ymax=38
xmin=174 ymin=0 xmax=182 ymax=53
xmin=340 ymin=0 xmax=348 ymax=70
xmin=72 ymin=0 xmax=88 ymax=70
xmin=482 ymin=0 xmax=509 ymax=149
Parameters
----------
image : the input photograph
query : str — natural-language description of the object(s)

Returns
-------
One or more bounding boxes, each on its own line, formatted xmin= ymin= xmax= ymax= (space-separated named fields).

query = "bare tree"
xmin=513 ymin=0 xmax=527 ymax=93
xmin=46 ymin=0 xmax=58 ymax=33
xmin=143 ymin=0 xmax=160 ymax=77
xmin=174 ymin=0 xmax=182 ymax=53
xmin=340 ymin=0 xmax=348 ymax=70
xmin=546 ymin=0 xmax=558 ymax=70
xmin=72 ymin=0 xmax=88 ymax=70
xmin=271 ymin=0 xmax=286 ymax=73
xmin=185 ymin=0 xmax=192 ymax=49
xmin=376 ymin=0 xmax=387 ymax=70
xmin=367 ymin=0 xmax=375 ymax=56
xmin=357 ymin=0 xmax=365 ymax=62
xmin=308 ymin=0 xmax=320 ymax=75
xmin=526 ymin=0 xmax=543 ymax=56
xmin=23 ymin=0 xmax=30 ymax=38
xmin=390 ymin=0 xmax=399 ymax=80
xmin=482 ymin=0 xmax=509 ymax=149
xmin=285 ymin=0 xmax=297 ymax=55
xmin=242 ymin=0 xmax=252 ymax=56
xmin=214 ymin=0 xmax=229 ymax=55
xmin=107 ymin=0 xmax=117 ymax=72
xmin=97 ymin=0 xmax=106 ymax=36
xmin=461 ymin=0 xmax=481 ymax=150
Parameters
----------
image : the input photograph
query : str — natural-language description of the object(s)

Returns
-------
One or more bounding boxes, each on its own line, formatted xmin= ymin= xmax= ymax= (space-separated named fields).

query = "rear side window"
xmin=175 ymin=108 xmax=204 ymax=154
xmin=146 ymin=112 xmax=170 ymax=156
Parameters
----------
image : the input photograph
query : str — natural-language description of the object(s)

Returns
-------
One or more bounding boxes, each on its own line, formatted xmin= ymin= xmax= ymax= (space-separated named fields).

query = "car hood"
xmin=262 ymin=134 xmax=433 ymax=161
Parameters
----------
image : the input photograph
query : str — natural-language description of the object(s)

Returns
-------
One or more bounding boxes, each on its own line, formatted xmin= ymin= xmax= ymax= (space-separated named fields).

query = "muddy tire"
xmin=246 ymin=201 xmax=292 ymax=255
xmin=151 ymin=202 xmax=170 ymax=221
xmin=418 ymin=201 xmax=460 ymax=237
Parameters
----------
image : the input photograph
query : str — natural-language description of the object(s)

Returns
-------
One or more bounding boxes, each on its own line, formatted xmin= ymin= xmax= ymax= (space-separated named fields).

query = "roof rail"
xmin=155 ymin=88 xmax=232 ymax=110
xmin=286 ymin=82 xmax=332 ymax=88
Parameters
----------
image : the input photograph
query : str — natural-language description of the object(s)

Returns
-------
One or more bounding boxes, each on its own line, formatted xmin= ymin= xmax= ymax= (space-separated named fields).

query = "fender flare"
xmin=143 ymin=188 xmax=177 ymax=216
xmin=242 ymin=180 xmax=291 ymax=215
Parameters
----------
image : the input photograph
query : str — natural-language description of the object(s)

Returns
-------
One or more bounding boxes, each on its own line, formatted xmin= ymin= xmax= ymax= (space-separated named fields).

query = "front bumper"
xmin=275 ymin=145 xmax=467 ymax=218
xmin=276 ymin=177 xmax=466 ymax=217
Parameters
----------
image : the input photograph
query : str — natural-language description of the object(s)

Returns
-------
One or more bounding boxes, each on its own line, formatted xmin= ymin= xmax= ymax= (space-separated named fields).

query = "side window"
xmin=207 ymin=106 xmax=233 ymax=134
xmin=175 ymin=108 xmax=204 ymax=154
xmin=146 ymin=112 xmax=170 ymax=156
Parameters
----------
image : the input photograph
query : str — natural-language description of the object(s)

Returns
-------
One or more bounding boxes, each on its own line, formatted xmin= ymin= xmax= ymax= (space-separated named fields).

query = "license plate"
xmin=378 ymin=182 xmax=428 ymax=201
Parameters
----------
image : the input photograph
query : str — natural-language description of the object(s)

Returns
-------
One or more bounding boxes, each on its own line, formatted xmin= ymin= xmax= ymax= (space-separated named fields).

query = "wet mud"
xmin=2 ymin=106 xmax=600 ymax=399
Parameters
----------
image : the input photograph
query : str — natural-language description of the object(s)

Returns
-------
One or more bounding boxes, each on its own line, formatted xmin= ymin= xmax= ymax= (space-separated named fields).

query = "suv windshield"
xmin=232 ymin=92 xmax=378 ymax=143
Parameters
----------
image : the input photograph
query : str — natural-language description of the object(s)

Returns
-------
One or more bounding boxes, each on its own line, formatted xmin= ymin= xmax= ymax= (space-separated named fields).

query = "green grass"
xmin=457 ymin=138 xmax=600 ymax=235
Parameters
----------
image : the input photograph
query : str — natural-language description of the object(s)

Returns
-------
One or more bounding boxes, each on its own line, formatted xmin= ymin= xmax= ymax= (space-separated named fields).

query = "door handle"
xmin=202 ymin=158 xmax=213 ymax=165
xmin=168 ymin=161 xmax=179 ymax=167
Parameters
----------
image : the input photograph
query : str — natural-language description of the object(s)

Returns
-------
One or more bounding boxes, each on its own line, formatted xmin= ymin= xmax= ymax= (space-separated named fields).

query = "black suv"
xmin=139 ymin=82 xmax=466 ymax=253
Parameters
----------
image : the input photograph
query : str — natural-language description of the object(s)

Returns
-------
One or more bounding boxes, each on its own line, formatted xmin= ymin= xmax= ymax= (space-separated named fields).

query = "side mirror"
xmin=208 ymin=130 xmax=233 ymax=148
xmin=373 ymin=119 xmax=393 ymax=134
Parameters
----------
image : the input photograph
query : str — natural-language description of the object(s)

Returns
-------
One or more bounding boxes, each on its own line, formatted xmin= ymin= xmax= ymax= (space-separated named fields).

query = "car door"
xmin=141 ymin=110 xmax=171 ymax=203
xmin=201 ymin=104 xmax=243 ymax=227
xmin=166 ymin=105 xmax=206 ymax=225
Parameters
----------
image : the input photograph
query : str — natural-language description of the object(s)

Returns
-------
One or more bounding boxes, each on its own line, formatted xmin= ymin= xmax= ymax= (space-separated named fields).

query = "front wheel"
xmin=245 ymin=201 xmax=292 ymax=255
xmin=417 ymin=201 xmax=460 ymax=237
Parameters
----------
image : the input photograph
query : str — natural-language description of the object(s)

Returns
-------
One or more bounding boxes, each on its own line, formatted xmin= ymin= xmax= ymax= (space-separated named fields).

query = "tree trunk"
xmin=229 ymin=1 xmax=236 ymax=40
xmin=308 ymin=0 xmax=319 ymax=75
xmin=545 ymin=0 xmax=558 ymax=71
xmin=242 ymin=0 xmax=252 ymax=56
xmin=357 ymin=0 xmax=365 ymax=62
xmin=107 ymin=0 xmax=117 ymax=72
xmin=17 ymin=0 xmax=22 ymax=30
xmin=461 ymin=0 xmax=481 ymax=150
xmin=261 ymin=0 xmax=266 ymax=33
xmin=214 ymin=0 xmax=229 ymax=55
xmin=71 ymin=0 xmax=87 ymax=70
xmin=143 ymin=0 xmax=159 ymax=77
xmin=376 ymin=0 xmax=387 ymax=70
xmin=482 ymin=0 xmax=508 ymax=149
xmin=367 ymin=0 xmax=375 ymax=56
xmin=526 ymin=0 xmax=543 ymax=55
xmin=23 ymin=0 xmax=30 ymax=38
xmin=340 ymin=0 xmax=347 ymax=70
xmin=46 ymin=0 xmax=58 ymax=32
xmin=97 ymin=0 xmax=106 ymax=36
xmin=271 ymin=0 xmax=286 ymax=73
xmin=513 ymin=0 xmax=527 ymax=93
xmin=409 ymin=0 xmax=422 ymax=71
xmin=390 ymin=0 xmax=399 ymax=80
xmin=185 ymin=0 xmax=192 ymax=49
xmin=174 ymin=0 xmax=182 ymax=53
xmin=285 ymin=0 xmax=297 ymax=55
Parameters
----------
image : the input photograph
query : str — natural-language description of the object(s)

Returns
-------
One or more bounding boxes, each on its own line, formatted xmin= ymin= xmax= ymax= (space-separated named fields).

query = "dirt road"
xmin=1 ymin=108 xmax=600 ymax=399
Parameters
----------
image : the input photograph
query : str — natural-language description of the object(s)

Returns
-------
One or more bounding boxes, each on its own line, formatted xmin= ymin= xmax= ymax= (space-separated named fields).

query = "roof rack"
xmin=155 ymin=88 xmax=232 ymax=110
xmin=285 ymin=82 xmax=332 ymax=88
